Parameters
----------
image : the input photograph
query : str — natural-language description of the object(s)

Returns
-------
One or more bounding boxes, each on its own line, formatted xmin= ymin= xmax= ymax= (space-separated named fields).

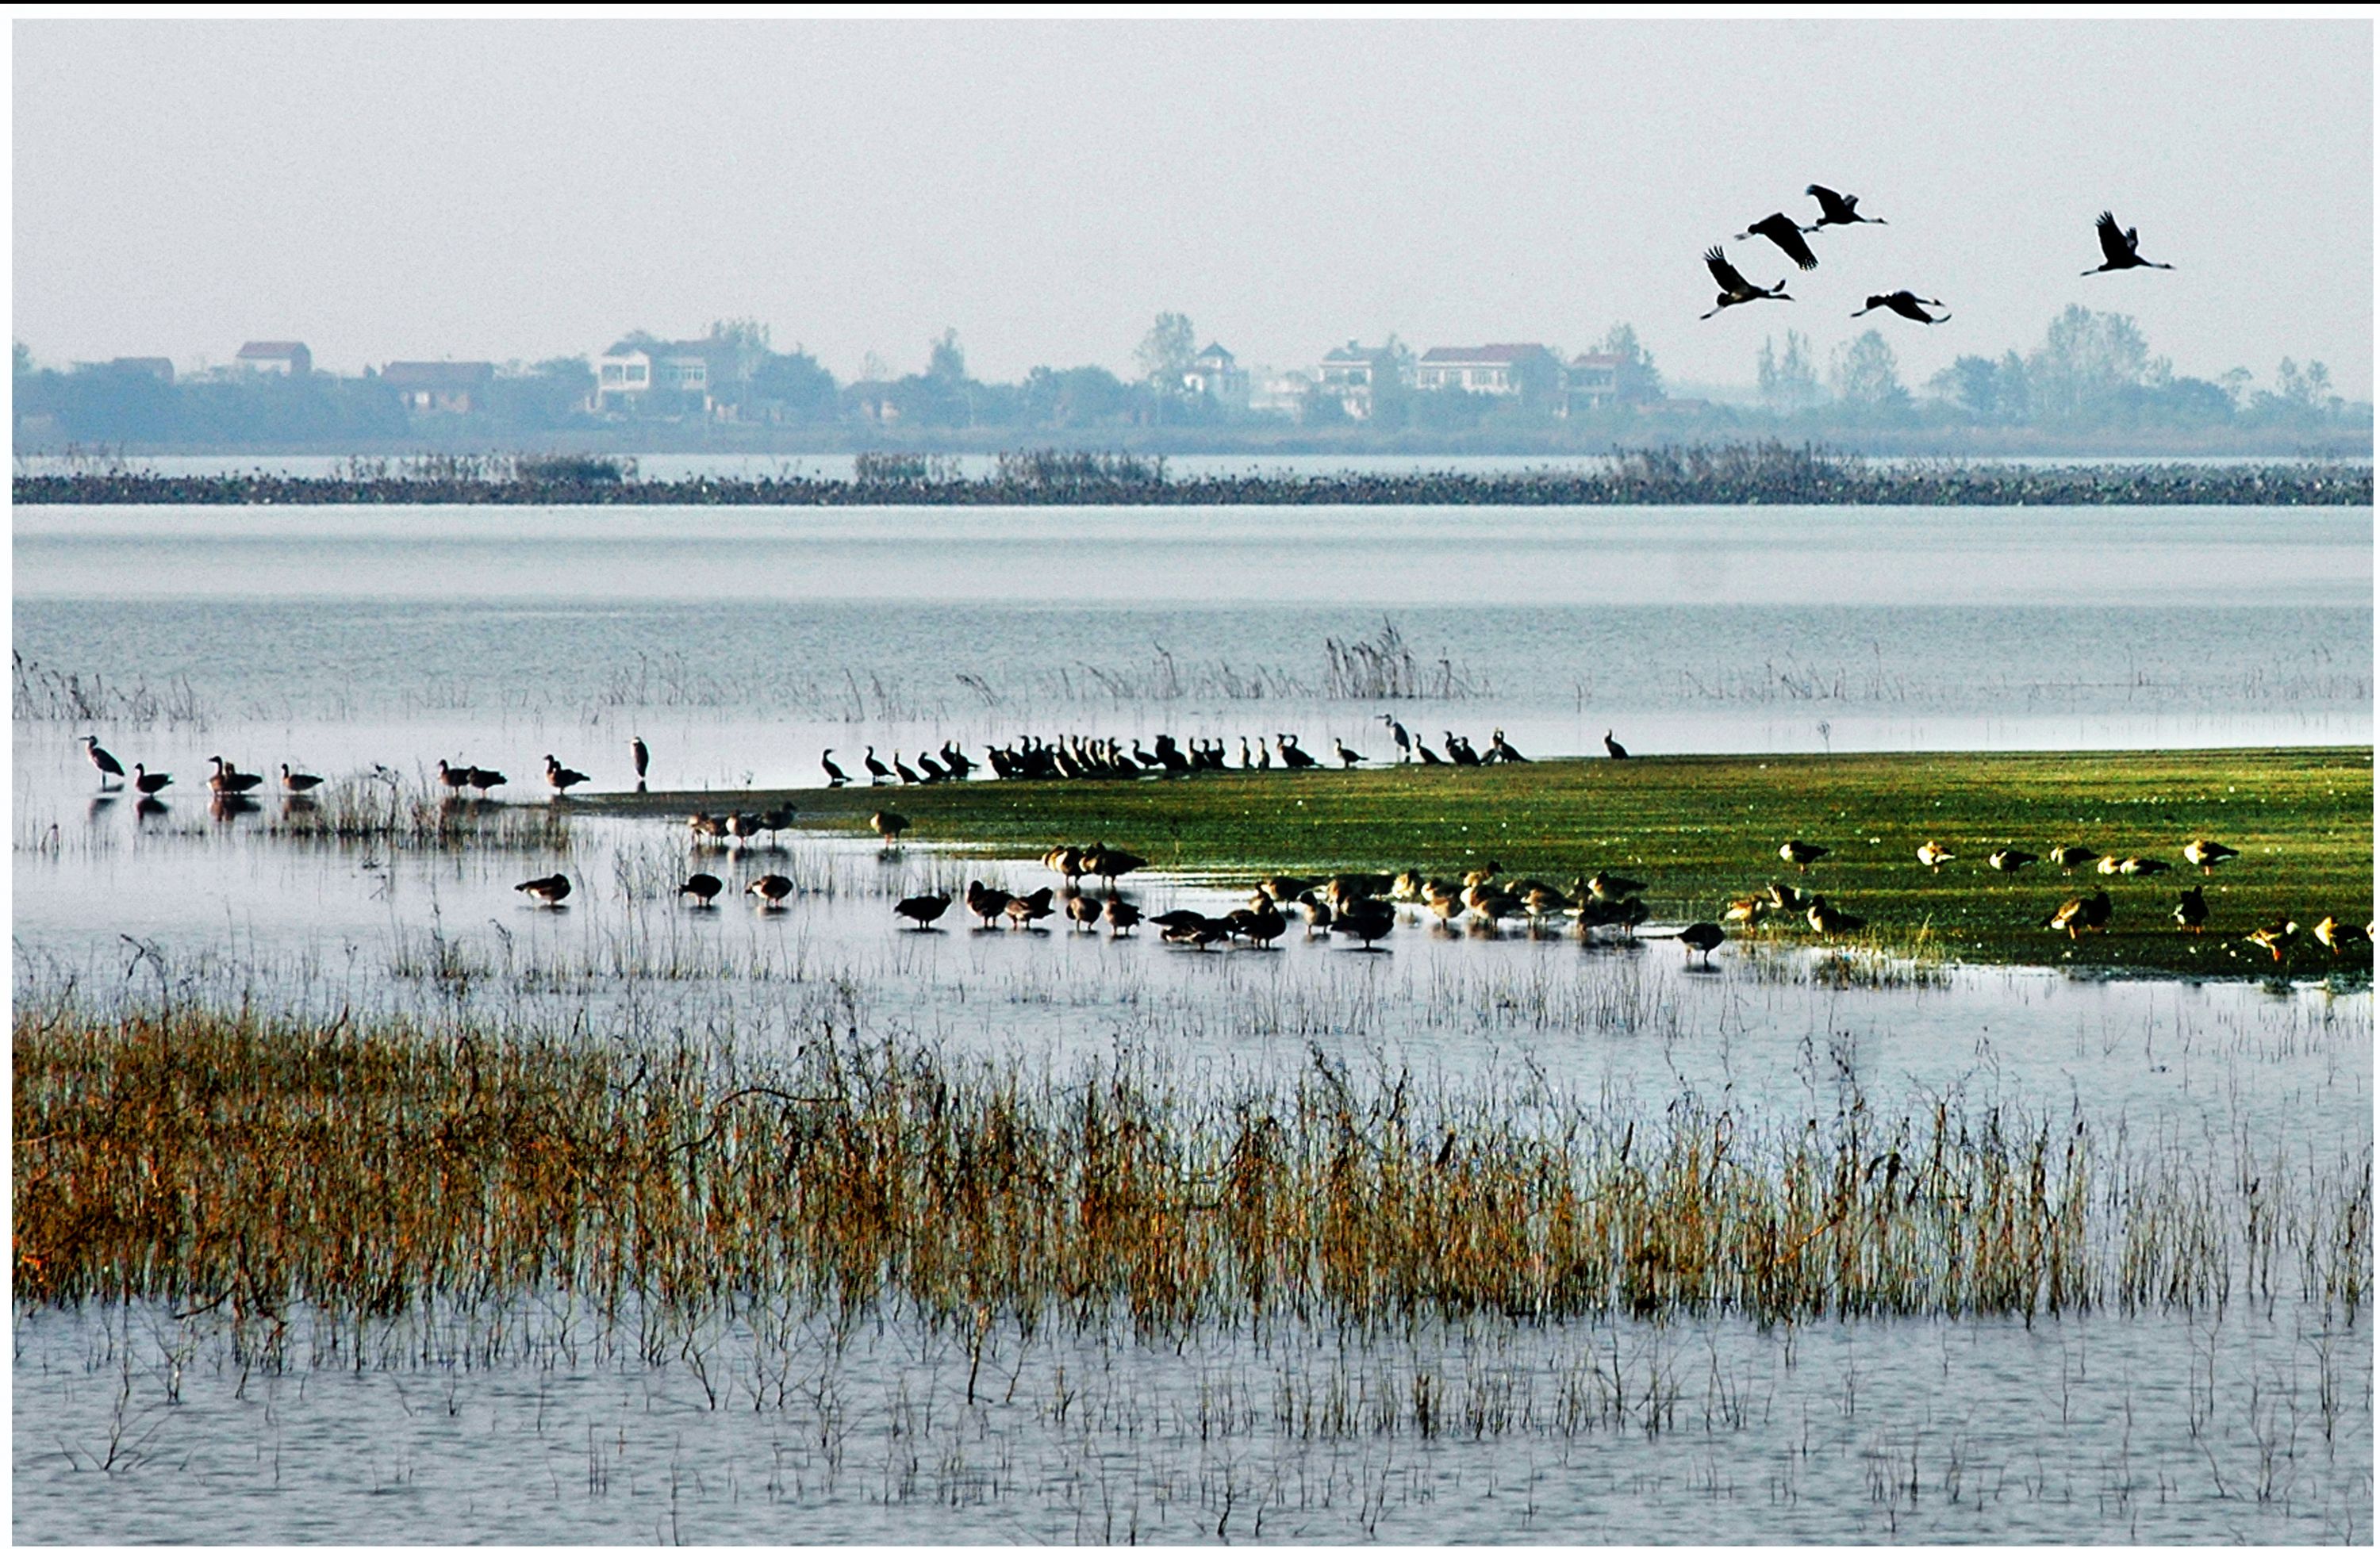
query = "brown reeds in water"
xmin=14 ymin=1002 xmax=2369 ymax=1336
xmin=267 ymin=777 xmax=571 ymax=851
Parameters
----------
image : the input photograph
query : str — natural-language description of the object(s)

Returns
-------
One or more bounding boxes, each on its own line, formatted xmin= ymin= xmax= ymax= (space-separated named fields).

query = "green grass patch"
xmin=593 ymin=747 xmax=2374 ymax=980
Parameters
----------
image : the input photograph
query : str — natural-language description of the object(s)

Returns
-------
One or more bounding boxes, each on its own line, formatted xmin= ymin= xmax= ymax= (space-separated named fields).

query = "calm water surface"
xmin=12 ymin=503 xmax=2371 ymax=1543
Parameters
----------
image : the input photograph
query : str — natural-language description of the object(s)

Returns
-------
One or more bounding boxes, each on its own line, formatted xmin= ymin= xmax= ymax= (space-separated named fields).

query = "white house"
xmin=1313 ymin=341 xmax=1406 ymax=420
xmin=1181 ymin=343 xmax=1249 ymax=408
xmin=593 ymin=343 xmax=716 ymax=414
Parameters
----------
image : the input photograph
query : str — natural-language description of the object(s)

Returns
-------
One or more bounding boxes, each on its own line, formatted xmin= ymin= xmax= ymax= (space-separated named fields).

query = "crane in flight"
xmin=1737 ymin=213 xmax=1820 ymax=270
xmin=1806 ymin=184 xmax=1885 ymax=228
xmin=2084 ymin=211 xmax=2173 ymax=274
xmin=1699 ymin=247 xmax=1792 ymax=319
xmin=1852 ymin=292 xmax=1951 ymax=324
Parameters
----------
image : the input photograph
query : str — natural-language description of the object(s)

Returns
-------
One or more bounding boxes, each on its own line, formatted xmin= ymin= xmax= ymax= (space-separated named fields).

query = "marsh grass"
xmin=16 ymin=999 xmax=2368 ymax=1338
xmin=656 ymin=747 xmax=2375 ymax=980
xmin=12 ymin=651 xmax=206 ymax=730
xmin=266 ymin=778 xmax=572 ymax=853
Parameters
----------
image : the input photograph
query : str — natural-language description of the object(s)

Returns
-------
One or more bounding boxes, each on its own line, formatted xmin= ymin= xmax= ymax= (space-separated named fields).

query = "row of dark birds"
xmin=818 ymin=725 xmax=1579 ymax=786
xmin=1699 ymin=183 xmax=2171 ymax=324
xmin=80 ymin=736 xmax=323 ymax=799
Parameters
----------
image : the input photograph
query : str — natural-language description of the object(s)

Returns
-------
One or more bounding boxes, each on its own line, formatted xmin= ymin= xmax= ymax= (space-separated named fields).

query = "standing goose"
xmin=1699 ymin=247 xmax=1791 ymax=318
xmin=964 ymin=880 xmax=1014 ymax=929
xmin=1004 ymin=887 xmax=1056 ymax=930
xmin=2181 ymin=839 xmax=2239 ymax=874
xmin=1736 ymin=213 xmax=1821 ymax=270
xmin=436 ymin=759 xmax=474 ymax=795
xmin=1778 ymin=839 xmax=1828 ymax=871
xmin=1333 ymin=738 xmax=1365 ymax=769
xmin=820 ymin=750 xmax=850 ymax=787
xmin=468 ymin=765 xmax=509 ymax=797
xmin=895 ymin=892 xmax=952 ymax=930
xmin=1064 ymin=892 xmax=1104 ymax=933
xmin=1336 ymin=896 xmax=1397 ymax=950
xmin=2244 ymin=919 xmax=2296 ymax=963
xmin=279 ymin=763 xmax=324 ymax=795
xmin=2172 ymin=886 xmax=2209 ymax=934
xmin=543 ymin=755 xmax=589 ymax=796
xmin=2044 ymin=888 xmax=2112 ymax=939
xmin=1102 ymin=896 xmax=1142 ymax=937
xmin=1677 ymin=921 xmax=1727 ymax=964
xmin=1806 ymin=896 xmax=1866 ymax=936
xmin=208 ymin=757 xmax=265 ymax=795
xmin=870 ymin=809 xmax=912 ymax=847
xmin=131 ymin=763 xmax=173 ymax=796
xmin=2083 ymin=210 xmax=2173 ymax=275
xmin=678 ymin=873 xmax=724 ymax=907
xmin=2313 ymin=915 xmax=2369 ymax=956
xmin=1987 ymin=848 xmax=2040 ymax=873
xmin=2048 ymin=845 xmax=2100 ymax=872
xmin=1852 ymin=293 xmax=1950 ymax=324
xmin=81 ymin=736 xmax=125 ymax=788
xmin=747 ymin=873 xmax=793 ymax=909
xmin=1805 ymin=184 xmax=1886 ymax=228
xmin=1915 ymin=841 xmax=1957 ymax=871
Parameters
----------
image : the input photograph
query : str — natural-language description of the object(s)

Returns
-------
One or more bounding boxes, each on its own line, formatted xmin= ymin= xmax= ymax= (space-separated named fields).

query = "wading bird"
xmin=1852 ymin=292 xmax=1950 ymax=324
xmin=871 ymin=810 xmax=911 ymax=846
xmin=1380 ymin=715 xmax=1414 ymax=762
xmin=1677 ymin=921 xmax=1727 ymax=964
xmin=1737 ymin=212 xmax=1820 ymax=270
xmin=1103 ymin=897 xmax=1142 ymax=937
xmin=747 ymin=873 xmax=793 ymax=909
xmin=131 ymin=763 xmax=172 ymax=796
xmin=516 ymin=873 xmax=571 ymax=907
xmin=1806 ymin=184 xmax=1886 ymax=228
xmin=2083 ymin=210 xmax=2173 ymax=275
xmin=279 ymin=763 xmax=324 ymax=795
xmin=81 ymin=736 xmax=125 ymax=788
xmin=1700 ymin=247 xmax=1792 ymax=318
xmin=1336 ymin=896 xmax=1398 ymax=950
xmin=437 ymin=759 xmax=474 ymax=795
xmin=895 ymin=892 xmax=952 ymax=930
xmin=679 ymin=873 xmax=723 ymax=907
xmin=207 ymin=757 xmax=265 ymax=796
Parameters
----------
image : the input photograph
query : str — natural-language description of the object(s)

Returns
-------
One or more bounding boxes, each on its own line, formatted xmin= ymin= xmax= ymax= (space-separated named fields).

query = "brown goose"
xmin=131 ymin=763 xmax=173 ymax=796
xmin=871 ymin=810 xmax=912 ymax=846
xmin=279 ymin=763 xmax=324 ymax=795
xmin=678 ymin=873 xmax=724 ymax=907
xmin=895 ymin=892 xmax=952 ymax=930
xmin=515 ymin=873 xmax=572 ymax=906
xmin=544 ymin=755 xmax=589 ymax=796
xmin=747 ymin=873 xmax=793 ymax=909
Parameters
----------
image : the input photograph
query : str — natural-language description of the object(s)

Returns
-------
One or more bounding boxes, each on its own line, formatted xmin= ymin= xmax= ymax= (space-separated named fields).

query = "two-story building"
xmin=1313 ymin=341 xmax=1407 ymax=420
xmin=383 ymin=361 xmax=495 ymax=414
xmin=1413 ymin=343 xmax=1560 ymax=398
xmin=234 ymin=340 xmax=311 ymax=376
xmin=593 ymin=341 xmax=718 ymax=415
xmin=1181 ymin=343 xmax=1249 ymax=408
xmin=1562 ymin=352 xmax=1624 ymax=414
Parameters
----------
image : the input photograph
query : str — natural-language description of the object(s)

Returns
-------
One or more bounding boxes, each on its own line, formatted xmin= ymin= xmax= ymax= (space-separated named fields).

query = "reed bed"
xmin=16 ymin=443 xmax=2371 ymax=505
xmin=11 ymin=650 xmax=206 ymax=730
xmin=265 ymin=777 xmax=572 ymax=852
xmin=17 ymin=999 xmax=2367 ymax=1339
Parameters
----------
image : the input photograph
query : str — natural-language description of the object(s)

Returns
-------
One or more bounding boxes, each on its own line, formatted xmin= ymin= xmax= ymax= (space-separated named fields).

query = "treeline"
xmin=18 ymin=442 xmax=2368 ymax=508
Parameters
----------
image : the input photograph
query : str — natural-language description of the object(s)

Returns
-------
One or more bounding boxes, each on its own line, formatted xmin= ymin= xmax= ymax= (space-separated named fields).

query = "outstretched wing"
xmin=2095 ymin=211 xmax=2129 ymax=265
xmin=1769 ymin=220 xmax=1820 ymax=270
xmin=1806 ymin=183 xmax=1852 ymax=221
xmin=1704 ymin=246 xmax=1749 ymax=292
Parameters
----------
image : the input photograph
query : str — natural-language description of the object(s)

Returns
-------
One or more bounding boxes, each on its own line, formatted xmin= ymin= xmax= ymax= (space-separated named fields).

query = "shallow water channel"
xmin=12 ymin=502 xmax=2373 ymax=1542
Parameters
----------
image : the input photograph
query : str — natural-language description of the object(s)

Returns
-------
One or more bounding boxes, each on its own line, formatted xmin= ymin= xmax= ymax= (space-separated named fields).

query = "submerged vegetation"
xmin=612 ymin=746 xmax=2374 ymax=980
xmin=15 ymin=999 xmax=2370 ymax=1335
xmin=13 ymin=440 xmax=2371 ymax=506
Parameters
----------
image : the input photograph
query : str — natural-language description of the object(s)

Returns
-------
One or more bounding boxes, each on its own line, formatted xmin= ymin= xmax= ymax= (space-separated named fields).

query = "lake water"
xmin=12 ymin=501 xmax=2373 ymax=1542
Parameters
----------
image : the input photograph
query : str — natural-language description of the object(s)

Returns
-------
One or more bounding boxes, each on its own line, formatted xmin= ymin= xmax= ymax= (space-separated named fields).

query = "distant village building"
xmin=1246 ymin=368 xmax=1311 ymax=420
xmin=1313 ymin=342 xmax=1406 ymax=420
xmin=234 ymin=341 xmax=311 ymax=376
xmin=1181 ymin=343 xmax=1249 ymax=408
xmin=106 ymin=357 xmax=175 ymax=381
xmin=1413 ymin=343 xmax=1559 ymax=398
xmin=593 ymin=335 xmax=758 ymax=416
xmin=1563 ymin=351 xmax=1623 ymax=414
xmin=383 ymin=361 xmax=495 ymax=414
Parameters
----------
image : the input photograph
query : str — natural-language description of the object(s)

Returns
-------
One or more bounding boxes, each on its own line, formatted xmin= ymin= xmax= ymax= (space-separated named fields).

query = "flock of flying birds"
xmin=1699 ymin=183 xmax=2173 ymax=324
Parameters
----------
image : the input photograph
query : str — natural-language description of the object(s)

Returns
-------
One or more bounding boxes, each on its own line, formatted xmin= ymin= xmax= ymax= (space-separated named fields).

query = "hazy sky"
xmin=15 ymin=18 xmax=2374 ymax=396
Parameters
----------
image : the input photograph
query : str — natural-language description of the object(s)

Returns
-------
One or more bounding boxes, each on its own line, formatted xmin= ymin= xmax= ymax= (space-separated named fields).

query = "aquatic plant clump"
xmin=16 ymin=1002 xmax=2368 ymax=1336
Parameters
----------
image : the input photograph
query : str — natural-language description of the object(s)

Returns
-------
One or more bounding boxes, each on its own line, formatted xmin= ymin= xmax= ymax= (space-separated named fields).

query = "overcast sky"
xmin=14 ymin=17 xmax=2373 ymax=397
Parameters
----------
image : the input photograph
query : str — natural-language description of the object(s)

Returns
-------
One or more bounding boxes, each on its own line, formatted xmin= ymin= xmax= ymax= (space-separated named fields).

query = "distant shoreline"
xmin=13 ymin=457 xmax=2373 ymax=508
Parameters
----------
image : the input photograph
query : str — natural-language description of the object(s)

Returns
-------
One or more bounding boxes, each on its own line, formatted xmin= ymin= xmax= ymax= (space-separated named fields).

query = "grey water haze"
xmin=13 ymin=18 xmax=2372 ymax=397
